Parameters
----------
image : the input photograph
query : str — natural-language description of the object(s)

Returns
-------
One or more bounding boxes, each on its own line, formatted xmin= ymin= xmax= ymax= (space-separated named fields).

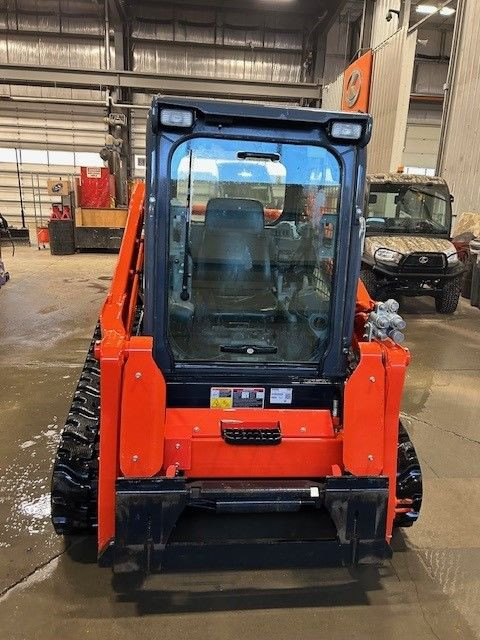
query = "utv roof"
xmin=367 ymin=172 xmax=447 ymax=186
xmin=151 ymin=95 xmax=372 ymax=145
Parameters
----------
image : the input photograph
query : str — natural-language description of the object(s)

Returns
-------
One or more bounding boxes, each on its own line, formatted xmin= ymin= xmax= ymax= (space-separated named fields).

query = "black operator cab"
xmin=144 ymin=97 xmax=372 ymax=386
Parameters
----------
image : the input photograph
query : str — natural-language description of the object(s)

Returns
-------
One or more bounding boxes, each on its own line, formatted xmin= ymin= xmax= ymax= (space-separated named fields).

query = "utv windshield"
xmin=168 ymin=137 xmax=341 ymax=364
xmin=366 ymin=182 xmax=451 ymax=235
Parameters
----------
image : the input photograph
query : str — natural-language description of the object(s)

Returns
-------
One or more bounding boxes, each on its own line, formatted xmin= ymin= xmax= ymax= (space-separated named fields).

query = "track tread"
xmin=51 ymin=324 xmax=101 ymax=535
xmin=394 ymin=422 xmax=423 ymax=527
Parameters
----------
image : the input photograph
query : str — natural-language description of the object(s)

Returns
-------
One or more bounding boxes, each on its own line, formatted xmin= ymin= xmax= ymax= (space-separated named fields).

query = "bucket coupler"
xmin=111 ymin=475 xmax=390 ymax=576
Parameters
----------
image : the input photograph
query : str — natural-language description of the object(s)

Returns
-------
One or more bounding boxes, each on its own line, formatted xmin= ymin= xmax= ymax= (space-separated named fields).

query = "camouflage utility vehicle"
xmin=362 ymin=173 xmax=463 ymax=313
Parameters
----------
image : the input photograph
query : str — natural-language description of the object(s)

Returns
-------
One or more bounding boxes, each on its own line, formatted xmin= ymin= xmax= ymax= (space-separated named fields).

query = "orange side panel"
xmin=380 ymin=341 xmax=410 ymax=541
xmin=97 ymin=333 xmax=125 ymax=552
xmin=343 ymin=341 xmax=386 ymax=475
xmin=356 ymin=278 xmax=375 ymax=313
xmin=120 ymin=337 xmax=167 ymax=477
xmin=97 ymin=181 xmax=145 ymax=552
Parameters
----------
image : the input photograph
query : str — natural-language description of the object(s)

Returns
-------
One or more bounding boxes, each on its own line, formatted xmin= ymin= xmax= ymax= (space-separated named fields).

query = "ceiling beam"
xmin=0 ymin=63 xmax=320 ymax=102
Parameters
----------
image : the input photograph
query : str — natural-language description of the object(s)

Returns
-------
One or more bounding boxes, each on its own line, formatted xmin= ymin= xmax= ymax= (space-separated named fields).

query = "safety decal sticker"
xmin=210 ymin=387 xmax=265 ymax=409
xmin=269 ymin=388 xmax=293 ymax=404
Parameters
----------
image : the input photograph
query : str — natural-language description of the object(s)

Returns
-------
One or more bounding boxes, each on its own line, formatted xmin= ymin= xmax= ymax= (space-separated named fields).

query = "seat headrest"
xmin=204 ymin=198 xmax=264 ymax=232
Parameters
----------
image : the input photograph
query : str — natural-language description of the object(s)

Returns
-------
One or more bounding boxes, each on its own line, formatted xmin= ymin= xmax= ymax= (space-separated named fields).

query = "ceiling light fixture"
xmin=416 ymin=4 xmax=455 ymax=16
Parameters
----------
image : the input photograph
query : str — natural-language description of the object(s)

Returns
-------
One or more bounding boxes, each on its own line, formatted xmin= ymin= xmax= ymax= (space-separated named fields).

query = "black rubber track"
xmin=394 ymin=422 xmax=423 ymax=527
xmin=51 ymin=324 xmax=101 ymax=535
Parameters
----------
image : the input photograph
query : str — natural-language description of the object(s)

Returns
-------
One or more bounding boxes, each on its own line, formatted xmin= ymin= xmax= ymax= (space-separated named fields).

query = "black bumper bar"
xmin=371 ymin=262 xmax=464 ymax=281
xmin=107 ymin=476 xmax=390 ymax=576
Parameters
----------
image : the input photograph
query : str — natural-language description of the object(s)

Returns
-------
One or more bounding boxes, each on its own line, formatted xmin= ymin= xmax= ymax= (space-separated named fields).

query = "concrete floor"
xmin=1 ymin=245 xmax=480 ymax=640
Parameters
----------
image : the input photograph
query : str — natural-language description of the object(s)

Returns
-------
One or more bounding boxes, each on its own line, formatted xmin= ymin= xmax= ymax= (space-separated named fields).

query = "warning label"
xmin=210 ymin=387 xmax=265 ymax=409
xmin=270 ymin=388 xmax=293 ymax=405
xmin=210 ymin=388 xmax=233 ymax=409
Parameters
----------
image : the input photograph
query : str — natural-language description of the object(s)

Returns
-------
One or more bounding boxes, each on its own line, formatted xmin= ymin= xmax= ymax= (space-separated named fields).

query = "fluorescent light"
xmin=416 ymin=4 xmax=455 ymax=16
xmin=416 ymin=4 xmax=436 ymax=14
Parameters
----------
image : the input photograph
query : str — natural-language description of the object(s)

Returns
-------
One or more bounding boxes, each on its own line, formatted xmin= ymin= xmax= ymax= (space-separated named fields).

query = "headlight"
xmin=160 ymin=108 xmax=194 ymax=128
xmin=447 ymin=251 xmax=458 ymax=264
xmin=376 ymin=248 xmax=401 ymax=264
xmin=330 ymin=121 xmax=363 ymax=140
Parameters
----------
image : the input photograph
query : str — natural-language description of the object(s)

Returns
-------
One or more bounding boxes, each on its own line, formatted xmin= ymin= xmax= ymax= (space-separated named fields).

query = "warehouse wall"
xmin=0 ymin=0 xmax=316 ymax=229
xmin=322 ymin=16 xmax=350 ymax=85
xmin=370 ymin=0 xmax=401 ymax=49
xmin=321 ymin=73 xmax=343 ymax=111
xmin=130 ymin=3 xmax=307 ymax=83
xmin=368 ymin=28 xmax=417 ymax=173
xmin=438 ymin=0 xmax=480 ymax=218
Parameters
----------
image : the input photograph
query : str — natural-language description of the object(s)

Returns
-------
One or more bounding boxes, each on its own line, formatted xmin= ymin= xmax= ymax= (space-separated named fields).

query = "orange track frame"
xmin=96 ymin=182 xmax=410 ymax=553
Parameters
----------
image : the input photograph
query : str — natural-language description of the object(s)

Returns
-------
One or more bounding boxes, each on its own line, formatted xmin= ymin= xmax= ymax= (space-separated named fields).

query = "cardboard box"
xmin=47 ymin=179 xmax=71 ymax=196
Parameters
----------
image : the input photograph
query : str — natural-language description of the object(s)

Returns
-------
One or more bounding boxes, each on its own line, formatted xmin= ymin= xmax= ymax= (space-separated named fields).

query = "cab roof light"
xmin=160 ymin=108 xmax=194 ymax=128
xmin=329 ymin=121 xmax=363 ymax=141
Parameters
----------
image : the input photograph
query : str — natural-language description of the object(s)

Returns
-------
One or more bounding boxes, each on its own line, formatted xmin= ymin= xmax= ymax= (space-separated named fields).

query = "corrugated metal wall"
xmin=368 ymin=28 xmax=416 ymax=173
xmin=0 ymin=0 xmax=312 ymax=228
xmin=322 ymin=16 xmax=349 ymax=85
xmin=370 ymin=0 xmax=401 ymax=49
xmin=321 ymin=73 xmax=343 ymax=111
xmin=438 ymin=0 xmax=480 ymax=218
xmin=131 ymin=5 xmax=306 ymax=83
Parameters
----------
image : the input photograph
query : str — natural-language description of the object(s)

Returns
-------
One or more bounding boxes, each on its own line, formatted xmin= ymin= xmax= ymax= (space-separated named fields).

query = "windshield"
xmin=168 ymin=137 xmax=341 ymax=364
xmin=366 ymin=183 xmax=451 ymax=235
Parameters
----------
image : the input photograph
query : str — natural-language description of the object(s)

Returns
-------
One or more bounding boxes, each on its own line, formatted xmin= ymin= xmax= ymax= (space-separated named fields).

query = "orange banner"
xmin=341 ymin=50 xmax=373 ymax=113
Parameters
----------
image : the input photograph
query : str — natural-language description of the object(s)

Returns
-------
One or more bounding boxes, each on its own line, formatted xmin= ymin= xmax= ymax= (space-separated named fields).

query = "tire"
xmin=435 ymin=276 xmax=461 ymax=314
xmin=360 ymin=267 xmax=379 ymax=299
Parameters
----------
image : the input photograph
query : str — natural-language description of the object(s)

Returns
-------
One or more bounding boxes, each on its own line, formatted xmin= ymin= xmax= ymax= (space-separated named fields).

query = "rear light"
xmin=330 ymin=121 xmax=363 ymax=140
xmin=160 ymin=108 xmax=194 ymax=128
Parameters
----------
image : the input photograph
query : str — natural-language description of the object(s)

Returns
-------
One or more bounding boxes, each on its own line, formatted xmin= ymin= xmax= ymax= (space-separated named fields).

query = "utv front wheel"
xmin=360 ymin=267 xmax=378 ymax=299
xmin=435 ymin=276 xmax=461 ymax=314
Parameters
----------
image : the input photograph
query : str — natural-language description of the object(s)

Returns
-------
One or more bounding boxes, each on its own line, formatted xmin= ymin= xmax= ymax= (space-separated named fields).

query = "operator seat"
xmin=195 ymin=197 xmax=275 ymax=314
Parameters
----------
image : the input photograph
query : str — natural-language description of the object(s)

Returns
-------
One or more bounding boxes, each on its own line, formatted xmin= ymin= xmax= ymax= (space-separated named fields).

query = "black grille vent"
xmin=222 ymin=427 xmax=282 ymax=445
xmin=400 ymin=252 xmax=446 ymax=272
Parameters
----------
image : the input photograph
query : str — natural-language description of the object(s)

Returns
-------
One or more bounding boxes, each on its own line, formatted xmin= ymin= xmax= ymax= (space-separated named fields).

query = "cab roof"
xmin=367 ymin=172 xmax=448 ymax=186
xmin=151 ymin=95 xmax=372 ymax=146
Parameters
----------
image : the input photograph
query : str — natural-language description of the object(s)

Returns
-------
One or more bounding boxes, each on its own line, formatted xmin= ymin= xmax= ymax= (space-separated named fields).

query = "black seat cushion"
xmin=195 ymin=198 xmax=273 ymax=307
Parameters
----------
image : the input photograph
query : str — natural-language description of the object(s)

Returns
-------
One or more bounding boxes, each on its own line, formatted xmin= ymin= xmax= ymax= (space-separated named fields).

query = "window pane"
xmin=167 ymin=137 xmax=341 ymax=364
xmin=0 ymin=147 xmax=18 ymax=163
xmin=48 ymin=150 xmax=75 ymax=166
xmin=367 ymin=183 xmax=450 ymax=234
xmin=19 ymin=149 xmax=49 ymax=164
xmin=74 ymin=152 xmax=104 ymax=167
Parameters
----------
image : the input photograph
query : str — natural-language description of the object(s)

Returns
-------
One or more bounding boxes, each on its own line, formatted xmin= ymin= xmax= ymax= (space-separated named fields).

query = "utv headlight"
xmin=447 ymin=251 xmax=459 ymax=264
xmin=376 ymin=248 xmax=402 ymax=264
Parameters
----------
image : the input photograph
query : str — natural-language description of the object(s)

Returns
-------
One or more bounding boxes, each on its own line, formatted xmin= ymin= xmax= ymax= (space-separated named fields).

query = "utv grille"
xmin=400 ymin=252 xmax=446 ymax=273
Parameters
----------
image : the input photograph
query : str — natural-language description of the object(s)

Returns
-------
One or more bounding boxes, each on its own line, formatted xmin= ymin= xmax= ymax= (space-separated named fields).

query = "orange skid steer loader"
xmin=51 ymin=98 xmax=422 ymax=586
